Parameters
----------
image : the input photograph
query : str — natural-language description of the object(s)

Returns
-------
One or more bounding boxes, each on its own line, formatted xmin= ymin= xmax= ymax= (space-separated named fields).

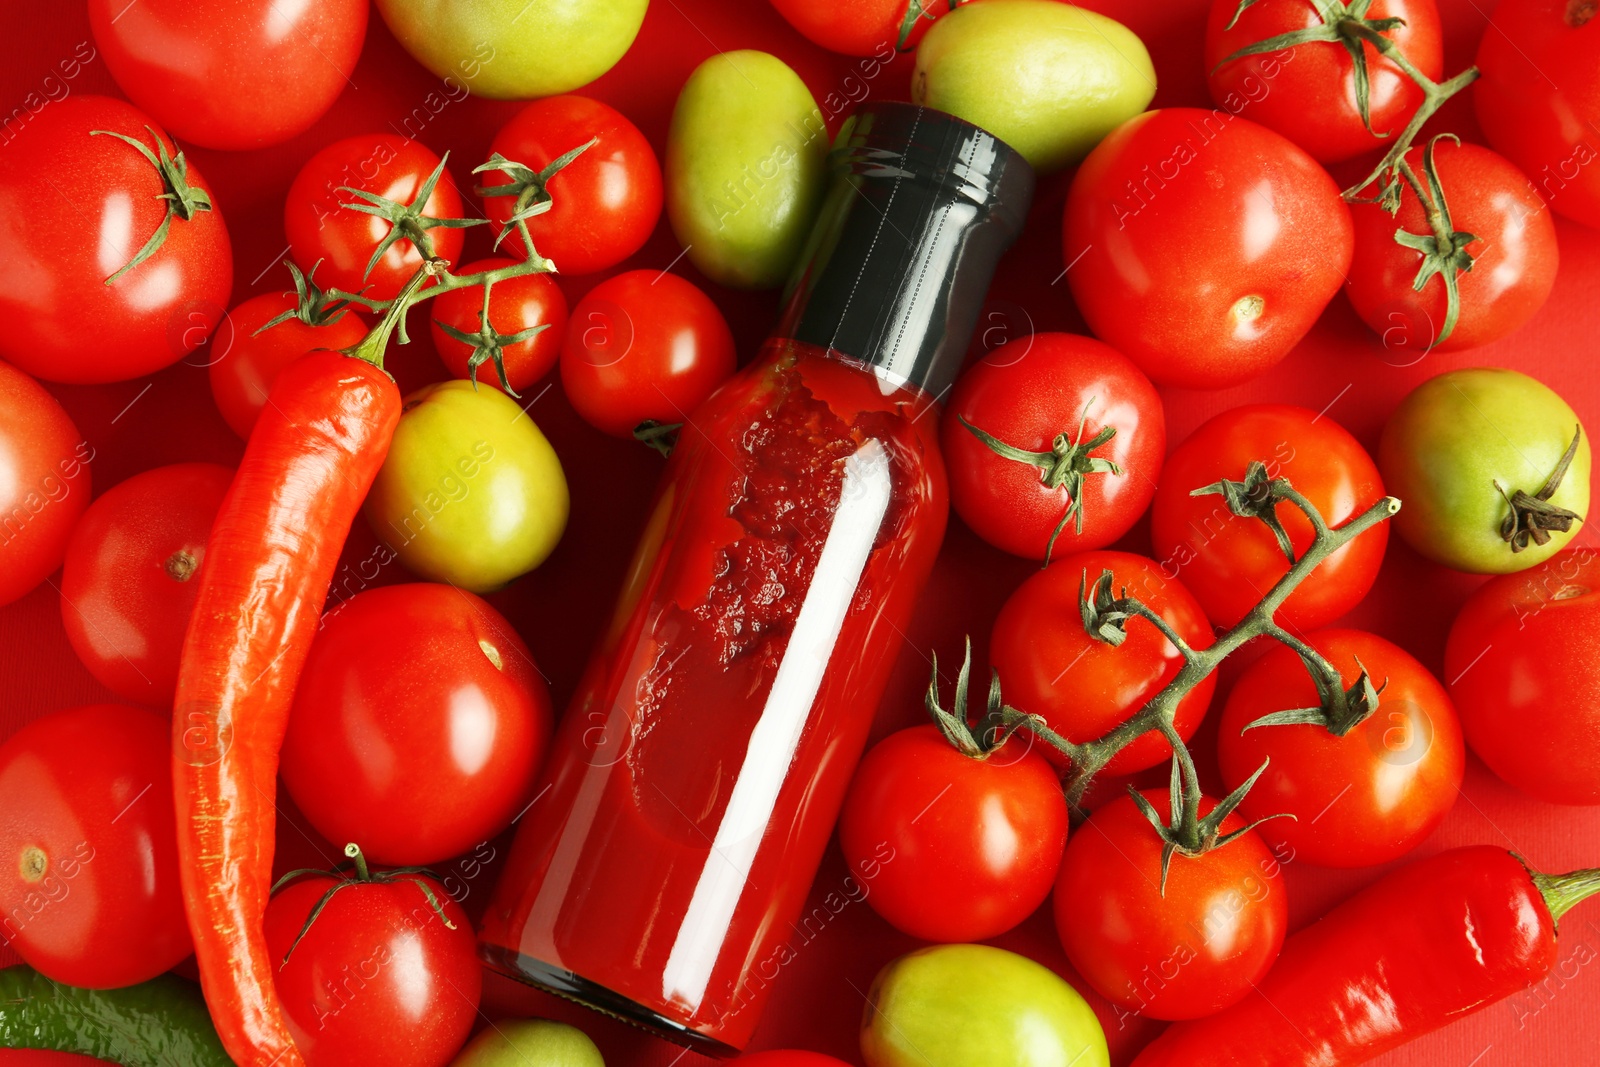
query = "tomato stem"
xmin=1497 ymin=425 xmax=1586 ymax=552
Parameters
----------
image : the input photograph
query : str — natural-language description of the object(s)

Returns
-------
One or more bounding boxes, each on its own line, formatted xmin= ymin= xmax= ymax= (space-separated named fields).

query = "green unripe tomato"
xmin=861 ymin=944 xmax=1109 ymax=1067
xmin=666 ymin=50 xmax=829 ymax=289
xmin=372 ymin=0 xmax=647 ymax=100
xmin=365 ymin=380 xmax=569 ymax=592
xmin=912 ymin=0 xmax=1156 ymax=173
xmin=449 ymin=1018 xmax=604 ymax=1066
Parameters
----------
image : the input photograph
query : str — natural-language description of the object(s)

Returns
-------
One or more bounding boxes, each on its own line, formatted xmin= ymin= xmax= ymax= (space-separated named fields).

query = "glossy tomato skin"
xmin=0 ymin=363 xmax=91 ymax=607
xmin=89 ymin=0 xmax=366 ymax=150
xmin=285 ymin=135 xmax=465 ymax=302
xmin=1446 ymin=549 xmax=1600 ymax=804
xmin=1475 ymin=0 xmax=1600 ymax=229
xmin=0 ymin=96 xmax=233 ymax=385
xmin=838 ymin=726 xmax=1069 ymax=943
xmin=1150 ymin=405 xmax=1389 ymax=632
xmin=430 ymin=258 xmax=568 ymax=393
xmin=991 ymin=550 xmax=1215 ymax=775
xmin=481 ymin=96 xmax=663 ymax=276
xmin=561 ymin=270 xmax=737 ymax=437
xmin=1204 ymin=0 xmax=1442 ymax=163
xmin=769 ymin=0 xmax=937 ymax=55
xmin=1219 ymin=629 xmax=1464 ymax=867
xmin=0 ymin=704 xmax=192 ymax=988
xmin=1064 ymin=109 xmax=1353 ymax=389
xmin=281 ymin=584 xmax=553 ymax=866
xmin=942 ymin=333 xmax=1165 ymax=560
xmin=264 ymin=871 xmax=480 ymax=1067
xmin=59 ymin=463 xmax=233 ymax=706
xmin=1347 ymin=141 xmax=1558 ymax=353
xmin=1054 ymin=790 xmax=1288 ymax=1021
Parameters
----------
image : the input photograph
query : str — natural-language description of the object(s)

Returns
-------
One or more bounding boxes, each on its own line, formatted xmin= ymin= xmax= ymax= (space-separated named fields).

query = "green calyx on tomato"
xmin=339 ymin=154 xmax=488 ymax=284
xmin=431 ymin=283 xmax=550 ymax=397
xmin=924 ymin=637 xmax=1036 ymax=760
xmin=632 ymin=419 xmax=683 ymax=457
xmin=254 ymin=259 xmax=364 ymax=334
xmin=271 ymin=843 xmax=456 ymax=965
xmin=1498 ymin=425 xmax=1585 ymax=552
xmin=1388 ymin=135 xmax=1480 ymax=346
xmin=473 ymin=139 xmax=597 ymax=256
xmin=87 ymin=125 xmax=213 ymax=283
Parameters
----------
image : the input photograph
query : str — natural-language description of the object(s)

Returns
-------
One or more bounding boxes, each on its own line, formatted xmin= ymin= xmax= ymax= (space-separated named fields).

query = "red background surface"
xmin=2 ymin=0 xmax=1598 ymax=1064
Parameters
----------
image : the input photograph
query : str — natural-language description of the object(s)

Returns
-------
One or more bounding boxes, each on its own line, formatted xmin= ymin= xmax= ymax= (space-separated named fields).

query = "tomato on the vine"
xmin=0 ymin=362 xmax=91 ymax=608
xmin=769 ymin=0 xmax=938 ymax=55
xmin=430 ymin=258 xmax=567 ymax=393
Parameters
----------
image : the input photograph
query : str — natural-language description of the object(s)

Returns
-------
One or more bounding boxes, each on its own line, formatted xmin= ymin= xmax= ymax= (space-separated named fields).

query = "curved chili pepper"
xmin=1132 ymin=846 xmax=1600 ymax=1066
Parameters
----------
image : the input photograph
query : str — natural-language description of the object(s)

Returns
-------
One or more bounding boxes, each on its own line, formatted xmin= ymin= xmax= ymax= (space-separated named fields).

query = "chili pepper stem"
xmin=1532 ymin=866 xmax=1600 ymax=925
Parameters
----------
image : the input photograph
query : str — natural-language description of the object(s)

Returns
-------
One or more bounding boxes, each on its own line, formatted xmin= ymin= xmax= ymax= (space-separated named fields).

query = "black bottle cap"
xmin=776 ymin=102 xmax=1035 ymax=400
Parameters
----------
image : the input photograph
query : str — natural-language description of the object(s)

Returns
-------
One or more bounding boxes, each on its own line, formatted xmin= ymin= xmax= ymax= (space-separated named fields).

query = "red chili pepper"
xmin=1132 ymin=846 xmax=1600 ymax=1066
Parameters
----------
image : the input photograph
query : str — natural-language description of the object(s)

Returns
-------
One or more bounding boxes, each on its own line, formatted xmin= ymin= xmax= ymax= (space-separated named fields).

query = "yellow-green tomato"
xmin=912 ymin=0 xmax=1156 ymax=173
xmin=365 ymin=380 xmax=569 ymax=592
xmin=372 ymin=0 xmax=647 ymax=100
xmin=666 ymin=50 xmax=829 ymax=289
xmin=861 ymin=944 xmax=1109 ymax=1067
xmin=449 ymin=1019 xmax=603 ymax=1067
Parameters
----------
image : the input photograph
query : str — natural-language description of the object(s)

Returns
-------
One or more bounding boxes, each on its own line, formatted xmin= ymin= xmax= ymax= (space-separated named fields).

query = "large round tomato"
xmin=59 ymin=463 xmax=233 ymax=706
xmin=942 ymin=333 xmax=1165 ymax=561
xmin=1150 ymin=405 xmax=1389 ymax=632
xmin=1053 ymin=790 xmax=1287 ymax=1020
xmin=89 ymin=0 xmax=366 ymax=150
xmin=1446 ymin=549 xmax=1600 ymax=805
xmin=1476 ymin=0 xmax=1600 ymax=229
xmin=0 ymin=704 xmax=191 ymax=988
xmin=0 ymin=363 xmax=91 ymax=608
xmin=990 ymin=550 xmax=1215 ymax=775
xmin=480 ymin=95 xmax=662 ymax=277
xmin=1218 ymin=629 xmax=1464 ymax=867
xmin=285 ymin=135 xmax=465 ymax=302
xmin=0 ymin=96 xmax=233 ymax=384
xmin=430 ymin=258 xmax=567 ymax=394
xmin=1064 ymin=109 xmax=1352 ymax=389
xmin=1347 ymin=141 xmax=1558 ymax=353
xmin=838 ymin=725 xmax=1068 ymax=943
xmin=1204 ymin=0 xmax=1442 ymax=163
xmin=770 ymin=0 xmax=940 ymax=55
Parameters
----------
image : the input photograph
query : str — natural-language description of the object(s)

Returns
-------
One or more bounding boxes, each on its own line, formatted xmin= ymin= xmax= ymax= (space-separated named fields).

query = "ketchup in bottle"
xmin=479 ymin=102 xmax=1034 ymax=1055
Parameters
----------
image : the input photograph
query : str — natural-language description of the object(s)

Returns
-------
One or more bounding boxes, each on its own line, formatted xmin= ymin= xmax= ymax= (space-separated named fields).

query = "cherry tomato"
xmin=990 ymin=550 xmax=1215 ymax=776
xmin=480 ymin=96 xmax=663 ymax=277
xmin=1347 ymin=140 xmax=1558 ymax=353
xmin=942 ymin=333 xmax=1165 ymax=561
xmin=838 ymin=725 xmax=1068 ymax=943
xmin=1150 ymin=405 xmax=1389 ymax=632
xmin=0 ymin=704 xmax=191 ymax=988
xmin=1063 ymin=109 xmax=1352 ymax=389
xmin=89 ymin=0 xmax=366 ymax=150
xmin=0 ymin=363 xmax=91 ymax=608
xmin=59 ymin=463 xmax=233 ymax=706
xmin=1475 ymin=0 xmax=1600 ymax=229
xmin=561 ymin=270 xmax=737 ymax=438
xmin=1446 ymin=548 xmax=1600 ymax=805
xmin=769 ymin=0 xmax=938 ymax=55
xmin=282 ymin=584 xmax=553 ymax=866
xmin=1053 ymin=790 xmax=1288 ymax=1021
xmin=285 ymin=135 xmax=465 ymax=302
xmin=0 ymin=96 xmax=233 ymax=385
xmin=1218 ymin=629 xmax=1464 ymax=867
xmin=1204 ymin=0 xmax=1442 ymax=163
xmin=429 ymin=258 xmax=568 ymax=394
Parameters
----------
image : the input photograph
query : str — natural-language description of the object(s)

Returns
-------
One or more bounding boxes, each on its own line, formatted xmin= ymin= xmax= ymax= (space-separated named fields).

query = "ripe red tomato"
xmin=990 ymin=550 xmax=1215 ymax=776
xmin=429 ymin=258 xmax=568 ymax=393
xmin=208 ymin=292 xmax=369 ymax=440
xmin=1064 ymin=109 xmax=1352 ymax=389
xmin=1475 ymin=0 xmax=1600 ymax=229
xmin=1150 ymin=405 xmax=1389 ymax=632
xmin=837 ymin=725 xmax=1069 ymax=943
xmin=0 ymin=96 xmax=233 ymax=385
xmin=1346 ymin=140 xmax=1558 ymax=353
xmin=285 ymin=135 xmax=466 ymax=302
xmin=480 ymin=95 xmax=663 ymax=276
xmin=1446 ymin=549 xmax=1600 ymax=805
xmin=0 ymin=363 xmax=91 ymax=608
xmin=942 ymin=333 xmax=1165 ymax=561
xmin=736 ymin=1054 xmax=853 ymax=1066
xmin=281 ymin=584 xmax=553 ymax=866
xmin=89 ymin=0 xmax=366 ymax=150
xmin=265 ymin=862 xmax=480 ymax=1067
xmin=561 ymin=270 xmax=737 ymax=438
xmin=1053 ymin=790 xmax=1288 ymax=1021
xmin=1218 ymin=629 xmax=1464 ymax=867
xmin=1204 ymin=0 xmax=1442 ymax=163
xmin=0 ymin=704 xmax=191 ymax=988
xmin=768 ymin=0 xmax=938 ymax=55
xmin=59 ymin=463 xmax=233 ymax=706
